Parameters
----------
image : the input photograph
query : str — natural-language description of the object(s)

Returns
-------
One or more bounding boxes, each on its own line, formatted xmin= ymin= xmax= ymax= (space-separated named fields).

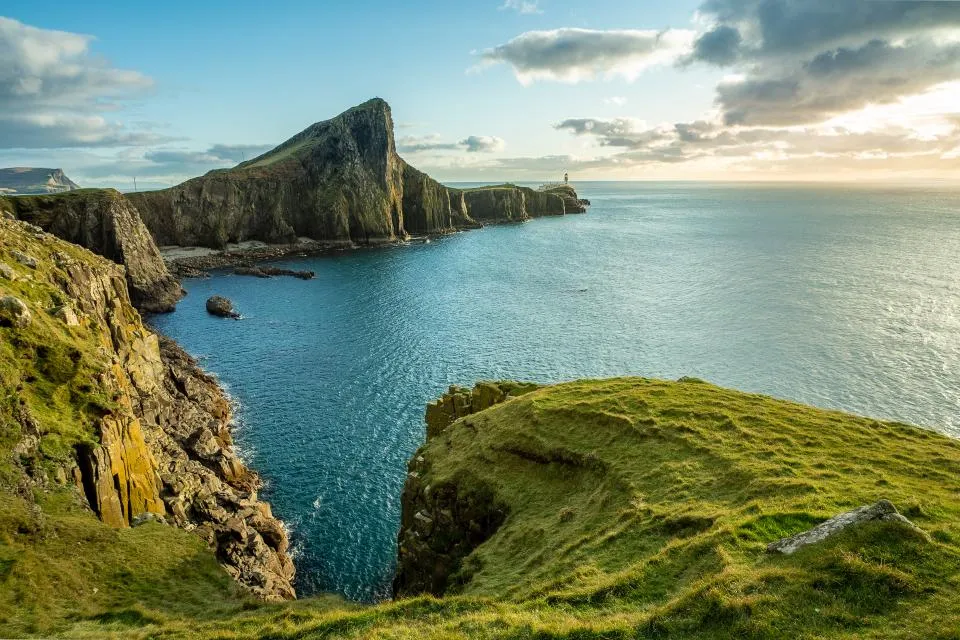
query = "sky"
xmin=1 ymin=0 xmax=960 ymax=189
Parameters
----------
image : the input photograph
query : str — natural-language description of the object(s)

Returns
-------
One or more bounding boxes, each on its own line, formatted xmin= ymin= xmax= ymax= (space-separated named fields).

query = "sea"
xmin=149 ymin=181 xmax=960 ymax=602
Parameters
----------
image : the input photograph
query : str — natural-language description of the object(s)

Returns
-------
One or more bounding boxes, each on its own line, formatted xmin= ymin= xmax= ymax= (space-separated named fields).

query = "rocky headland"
xmin=125 ymin=98 xmax=588 ymax=256
xmin=0 ymin=216 xmax=294 ymax=600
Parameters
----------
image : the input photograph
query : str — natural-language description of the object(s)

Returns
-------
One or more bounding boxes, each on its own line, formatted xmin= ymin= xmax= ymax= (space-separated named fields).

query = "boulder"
xmin=52 ymin=305 xmax=80 ymax=326
xmin=206 ymin=295 xmax=240 ymax=319
xmin=11 ymin=250 xmax=37 ymax=269
xmin=0 ymin=296 xmax=31 ymax=328
xmin=132 ymin=512 xmax=169 ymax=527
xmin=0 ymin=262 xmax=16 ymax=280
xmin=767 ymin=499 xmax=918 ymax=555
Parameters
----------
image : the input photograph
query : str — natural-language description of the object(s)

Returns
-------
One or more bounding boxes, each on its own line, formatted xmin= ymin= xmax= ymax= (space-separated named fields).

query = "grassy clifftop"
xmin=3 ymin=373 xmax=959 ymax=637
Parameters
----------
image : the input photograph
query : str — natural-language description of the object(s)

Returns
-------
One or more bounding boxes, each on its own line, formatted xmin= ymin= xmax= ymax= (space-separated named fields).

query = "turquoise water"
xmin=150 ymin=182 xmax=960 ymax=602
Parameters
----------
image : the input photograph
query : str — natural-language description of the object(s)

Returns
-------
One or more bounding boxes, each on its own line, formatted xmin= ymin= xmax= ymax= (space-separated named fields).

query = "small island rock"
xmin=206 ymin=295 xmax=240 ymax=319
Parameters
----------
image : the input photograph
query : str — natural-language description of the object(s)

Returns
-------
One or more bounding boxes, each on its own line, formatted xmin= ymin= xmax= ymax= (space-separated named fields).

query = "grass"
xmin=3 ymin=220 xmax=960 ymax=638
xmin=2 ymin=375 xmax=959 ymax=638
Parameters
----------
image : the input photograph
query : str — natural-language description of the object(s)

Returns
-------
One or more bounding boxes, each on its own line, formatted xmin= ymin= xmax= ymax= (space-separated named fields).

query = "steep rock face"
xmin=2 ymin=191 xmax=183 ymax=312
xmin=0 ymin=217 xmax=294 ymax=600
xmin=461 ymin=187 xmax=528 ymax=223
xmin=395 ymin=382 xmax=540 ymax=596
xmin=400 ymin=162 xmax=477 ymax=234
xmin=518 ymin=186 xmax=566 ymax=217
xmin=128 ymin=99 xmax=408 ymax=248
xmin=127 ymin=99 xmax=588 ymax=250
xmin=0 ymin=167 xmax=80 ymax=195
xmin=542 ymin=184 xmax=589 ymax=213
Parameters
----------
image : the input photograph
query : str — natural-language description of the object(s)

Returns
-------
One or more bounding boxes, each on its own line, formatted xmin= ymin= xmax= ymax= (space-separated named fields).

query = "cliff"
xmin=1 ymin=190 xmax=184 ymax=313
xmin=388 ymin=377 xmax=960 ymax=635
xmin=3 ymin=372 xmax=960 ymax=637
xmin=127 ymin=99 xmax=472 ymax=248
xmin=0 ymin=167 xmax=80 ymax=195
xmin=0 ymin=217 xmax=294 ymax=601
xmin=126 ymin=99 xmax=587 ymax=249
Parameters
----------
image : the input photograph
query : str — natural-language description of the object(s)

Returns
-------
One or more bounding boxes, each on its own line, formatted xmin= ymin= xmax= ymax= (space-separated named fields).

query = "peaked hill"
xmin=127 ymin=99 xmax=587 ymax=249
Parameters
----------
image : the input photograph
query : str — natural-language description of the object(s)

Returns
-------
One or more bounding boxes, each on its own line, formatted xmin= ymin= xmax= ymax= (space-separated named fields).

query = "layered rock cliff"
xmin=126 ymin=99 xmax=587 ymax=249
xmin=1 ymin=190 xmax=183 ymax=312
xmin=0 ymin=217 xmax=294 ymax=599
xmin=127 ymin=99 xmax=470 ymax=248
xmin=0 ymin=167 xmax=80 ymax=195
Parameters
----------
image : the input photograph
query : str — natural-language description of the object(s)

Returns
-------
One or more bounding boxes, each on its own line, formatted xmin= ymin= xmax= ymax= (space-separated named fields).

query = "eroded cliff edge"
xmin=1 ymin=191 xmax=183 ymax=313
xmin=126 ymin=99 xmax=588 ymax=250
xmin=0 ymin=217 xmax=294 ymax=599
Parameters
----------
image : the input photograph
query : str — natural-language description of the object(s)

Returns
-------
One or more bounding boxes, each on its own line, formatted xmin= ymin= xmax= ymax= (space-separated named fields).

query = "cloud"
xmin=552 ymin=104 xmax=960 ymax=170
xmin=0 ymin=17 xmax=156 ymax=150
xmin=604 ymin=96 xmax=628 ymax=106
xmin=142 ymin=143 xmax=275 ymax=170
xmin=460 ymin=135 xmax=505 ymax=153
xmin=500 ymin=0 xmax=542 ymax=15
xmin=476 ymin=28 xmax=695 ymax=84
xmin=0 ymin=113 xmax=173 ymax=148
xmin=694 ymin=0 xmax=960 ymax=60
xmin=684 ymin=0 xmax=960 ymax=126
xmin=398 ymin=134 xmax=505 ymax=154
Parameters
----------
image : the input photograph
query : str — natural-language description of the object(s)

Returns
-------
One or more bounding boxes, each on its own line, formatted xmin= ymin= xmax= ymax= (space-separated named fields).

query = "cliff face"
xmin=128 ymin=99 xmax=473 ymax=248
xmin=127 ymin=99 xmax=586 ymax=249
xmin=0 ymin=217 xmax=294 ymax=600
xmin=2 ymin=190 xmax=183 ymax=313
xmin=395 ymin=382 xmax=539 ymax=596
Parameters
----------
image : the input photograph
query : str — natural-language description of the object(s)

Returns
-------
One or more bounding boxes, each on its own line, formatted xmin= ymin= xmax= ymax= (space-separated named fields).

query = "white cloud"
xmin=604 ymin=96 xmax=628 ymax=106
xmin=398 ymin=134 xmax=505 ymax=154
xmin=500 ymin=0 xmax=542 ymax=15
xmin=0 ymin=17 xmax=155 ymax=149
xmin=476 ymin=28 xmax=696 ymax=84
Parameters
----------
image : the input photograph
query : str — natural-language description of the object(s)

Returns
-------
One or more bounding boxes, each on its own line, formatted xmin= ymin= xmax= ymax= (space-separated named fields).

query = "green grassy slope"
xmin=1 ymin=372 xmax=958 ymax=638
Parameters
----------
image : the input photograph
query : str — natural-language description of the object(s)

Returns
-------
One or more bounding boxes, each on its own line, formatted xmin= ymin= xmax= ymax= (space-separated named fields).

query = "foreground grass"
xmin=2 ymin=377 xmax=960 ymax=638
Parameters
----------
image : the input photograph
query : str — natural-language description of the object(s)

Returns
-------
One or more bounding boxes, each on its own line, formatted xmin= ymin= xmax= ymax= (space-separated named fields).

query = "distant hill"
xmin=0 ymin=167 xmax=80 ymax=195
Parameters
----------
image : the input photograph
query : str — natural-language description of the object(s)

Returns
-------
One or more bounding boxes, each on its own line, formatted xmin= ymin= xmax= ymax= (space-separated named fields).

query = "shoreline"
xmin=162 ymin=235 xmax=440 ymax=277
xmin=159 ymin=221 xmax=547 ymax=278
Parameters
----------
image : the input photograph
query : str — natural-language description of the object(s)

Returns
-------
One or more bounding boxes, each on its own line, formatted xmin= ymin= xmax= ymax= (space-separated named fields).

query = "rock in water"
xmin=0 ymin=296 xmax=31 ymax=328
xmin=766 ymin=499 xmax=918 ymax=554
xmin=206 ymin=295 xmax=240 ymax=318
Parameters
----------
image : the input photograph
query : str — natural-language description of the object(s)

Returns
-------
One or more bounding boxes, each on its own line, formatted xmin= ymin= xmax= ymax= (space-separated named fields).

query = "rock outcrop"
xmin=395 ymin=382 xmax=540 ymax=596
xmin=2 ymin=190 xmax=183 ymax=312
xmin=206 ymin=295 xmax=240 ymax=318
xmin=0 ymin=217 xmax=294 ymax=600
xmin=767 ymin=500 xmax=920 ymax=555
xmin=126 ymin=99 xmax=586 ymax=250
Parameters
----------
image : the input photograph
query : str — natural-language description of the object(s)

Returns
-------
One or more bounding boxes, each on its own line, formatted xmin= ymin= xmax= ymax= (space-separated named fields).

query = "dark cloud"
xmin=687 ymin=25 xmax=741 ymax=66
xmin=683 ymin=0 xmax=960 ymax=126
xmin=477 ymin=28 xmax=694 ymax=83
xmin=460 ymin=135 xmax=506 ymax=153
xmin=719 ymin=40 xmax=960 ymax=125
xmin=697 ymin=0 xmax=960 ymax=59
